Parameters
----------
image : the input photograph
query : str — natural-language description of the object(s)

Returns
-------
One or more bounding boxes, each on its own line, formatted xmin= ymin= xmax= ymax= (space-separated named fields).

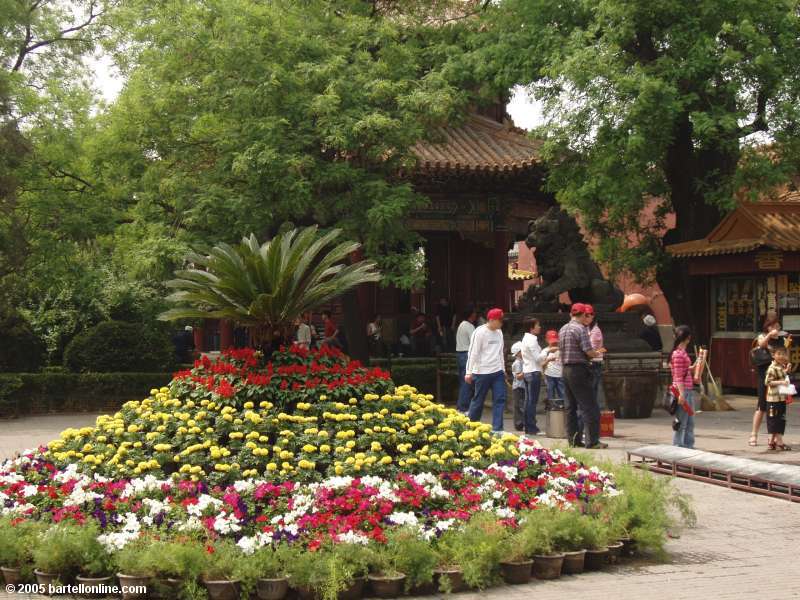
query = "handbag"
xmin=663 ymin=388 xmax=678 ymax=415
xmin=750 ymin=342 xmax=772 ymax=367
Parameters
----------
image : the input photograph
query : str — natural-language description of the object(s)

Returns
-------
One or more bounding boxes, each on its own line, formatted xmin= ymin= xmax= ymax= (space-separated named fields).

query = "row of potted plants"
xmin=0 ymin=495 xmax=678 ymax=600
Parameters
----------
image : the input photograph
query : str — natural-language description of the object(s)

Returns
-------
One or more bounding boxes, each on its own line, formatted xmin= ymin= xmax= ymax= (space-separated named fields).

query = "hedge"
xmin=0 ymin=372 xmax=171 ymax=418
xmin=372 ymin=357 xmax=459 ymax=406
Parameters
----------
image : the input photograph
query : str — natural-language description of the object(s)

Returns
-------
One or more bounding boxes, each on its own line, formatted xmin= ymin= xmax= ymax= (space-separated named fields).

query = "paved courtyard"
xmin=2 ymin=395 xmax=800 ymax=599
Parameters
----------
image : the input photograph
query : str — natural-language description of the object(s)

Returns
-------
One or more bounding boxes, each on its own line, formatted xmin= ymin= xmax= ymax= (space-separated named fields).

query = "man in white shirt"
xmin=520 ymin=317 xmax=543 ymax=434
xmin=455 ymin=307 xmax=478 ymax=413
xmin=465 ymin=308 xmax=507 ymax=433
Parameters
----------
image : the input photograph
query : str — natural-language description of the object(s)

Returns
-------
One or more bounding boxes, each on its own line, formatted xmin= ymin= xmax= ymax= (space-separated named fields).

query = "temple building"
xmin=194 ymin=111 xmax=551 ymax=352
xmin=666 ymin=190 xmax=800 ymax=387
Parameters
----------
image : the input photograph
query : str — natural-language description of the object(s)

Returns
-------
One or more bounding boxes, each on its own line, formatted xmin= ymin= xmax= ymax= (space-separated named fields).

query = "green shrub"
xmin=0 ymin=304 xmax=45 ymax=372
xmin=31 ymin=522 xmax=93 ymax=577
xmin=0 ymin=517 xmax=45 ymax=579
xmin=0 ymin=372 xmax=170 ymax=417
xmin=114 ymin=538 xmax=158 ymax=577
xmin=288 ymin=543 xmax=370 ymax=600
xmin=450 ymin=513 xmax=506 ymax=590
xmin=384 ymin=528 xmax=437 ymax=591
xmin=63 ymin=320 xmax=175 ymax=373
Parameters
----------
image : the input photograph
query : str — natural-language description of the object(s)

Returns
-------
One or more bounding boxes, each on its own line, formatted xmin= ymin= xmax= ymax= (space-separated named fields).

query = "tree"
xmin=99 ymin=0 xmax=465 ymax=290
xmin=159 ymin=226 xmax=381 ymax=344
xmin=458 ymin=0 xmax=800 ymax=331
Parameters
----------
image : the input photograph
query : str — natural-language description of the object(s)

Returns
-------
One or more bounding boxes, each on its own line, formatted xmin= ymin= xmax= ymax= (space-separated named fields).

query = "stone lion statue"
xmin=521 ymin=207 xmax=623 ymax=312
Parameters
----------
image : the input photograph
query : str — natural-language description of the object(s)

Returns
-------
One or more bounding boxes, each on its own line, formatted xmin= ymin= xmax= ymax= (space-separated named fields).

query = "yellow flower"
xmin=154 ymin=443 xmax=171 ymax=452
xmin=266 ymin=463 xmax=277 ymax=471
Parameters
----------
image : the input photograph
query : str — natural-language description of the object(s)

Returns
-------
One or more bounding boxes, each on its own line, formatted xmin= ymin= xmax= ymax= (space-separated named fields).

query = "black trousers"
xmin=563 ymin=363 xmax=600 ymax=447
xmin=767 ymin=401 xmax=787 ymax=435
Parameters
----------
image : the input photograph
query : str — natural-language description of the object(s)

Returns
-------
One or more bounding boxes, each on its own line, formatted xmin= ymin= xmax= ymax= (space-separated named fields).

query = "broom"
xmin=700 ymin=341 xmax=732 ymax=411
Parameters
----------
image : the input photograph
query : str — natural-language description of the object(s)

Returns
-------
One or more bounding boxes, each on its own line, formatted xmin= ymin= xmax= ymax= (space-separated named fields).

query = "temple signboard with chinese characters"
xmin=666 ymin=193 xmax=800 ymax=387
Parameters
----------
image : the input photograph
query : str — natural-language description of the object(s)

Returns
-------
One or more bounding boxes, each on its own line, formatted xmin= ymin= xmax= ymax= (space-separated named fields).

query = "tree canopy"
xmin=455 ymin=0 xmax=800 ymax=326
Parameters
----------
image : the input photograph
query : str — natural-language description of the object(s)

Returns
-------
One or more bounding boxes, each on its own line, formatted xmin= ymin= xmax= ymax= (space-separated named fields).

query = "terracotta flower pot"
xmin=368 ymin=573 xmax=406 ymax=598
xmin=151 ymin=577 xmax=183 ymax=599
xmin=203 ymin=579 xmax=241 ymax=600
xmin=499 ymin=560 xmax=533 ymax=585
xmin=532 ymin=554 xmax=564 ymax=580
xmin=433 ymin=567 xmax=466 ymax=593
xmin=408 ymin=579 xmax=437 ymax=596
xmin=1 ymin=566 xmax=23 ymax=586
xmin=295 ymin=585 xmax=316 ymax=600
xmin=257 ymin=576 xmax=290 ymax=600
xmin=561 ymin=550 xmax=586 ymax=575
xmin=33 ymin=570 xmax=62 ymax=595
xmin=606 ymin=541 xmax=624 ymax=564
xmin=583 ymin=548 xmax=609 ymax=571
xmin=76 ymin=574 xmax=113 ymax=598
xmin=338 ymin=576 xmax=365 ymax=600
xmin=116 ymin=573 xmax=152 ymax=599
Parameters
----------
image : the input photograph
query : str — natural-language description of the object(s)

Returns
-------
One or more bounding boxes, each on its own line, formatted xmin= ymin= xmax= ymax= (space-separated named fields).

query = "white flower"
xmin=336 ymin=533 xmax=370 ymax=545
xmin=22 ymin=485 xmax=38 ymax=497
xmin=234 ymin=480 xmax=255 ymax=493
xmin=387 ymin=511 xmax=418 ymax=526
xmin=213 ymin=512 xmax=242 ymax=535
xmin=237 ymin=536 xmax=258 ymax=555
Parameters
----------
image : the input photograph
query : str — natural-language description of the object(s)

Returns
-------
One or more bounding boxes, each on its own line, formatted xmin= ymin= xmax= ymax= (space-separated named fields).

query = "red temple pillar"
xmin=220 ymin=319 xmax=234 ymax=350
xmin=494 ymin=230 xmax=510 ymax=311
xmin=193 ymin=325 xmax=205 ymax=353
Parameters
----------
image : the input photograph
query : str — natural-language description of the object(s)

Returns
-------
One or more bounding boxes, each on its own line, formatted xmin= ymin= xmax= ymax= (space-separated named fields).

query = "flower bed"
xmin=0 ymin=347 xmax=690 ymax=599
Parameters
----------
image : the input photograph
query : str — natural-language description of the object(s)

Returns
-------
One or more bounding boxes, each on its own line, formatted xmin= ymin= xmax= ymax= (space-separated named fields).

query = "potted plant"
xmin=552 ymin=513 xmax=588 ymax=575
xmin=289 ymin=542 xmax=366 ymax=600
xmin=384 ymin=528 xmax=436 ymax=595
xmin=31 ymin=522 xmax=88 ymax=591
xmin=432 ymin=531 xmax=466 ymax=594
xmin=201 ymin=540 xmax=241 ymax=600
xmin=251 ymin=544 xmax=292 ymax=600
xmin=0 ymin=517 xmax=42 ymax=585
xmin=75 ymin=526 xmax=114 ymax=598
xmin=114 ymin=538 xmax=156 ymax=599
xmin=577 ymin=515 xmax=611 ymax=571
xmin=148 ymin=538 xmax=208 ymax=600
xmin=518 ymin=509 xmax=564 ymax=580
xmin=498 ymin=529 xmax=533 ymax=585
xmin=366 ymin=544 xmax=405 ymax=598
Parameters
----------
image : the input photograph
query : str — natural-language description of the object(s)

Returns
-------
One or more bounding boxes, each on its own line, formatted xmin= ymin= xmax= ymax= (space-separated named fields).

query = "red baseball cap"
xmin=487 ymin=308 xmax=504 ymax=321
xmin=546 ymin=330 xmax=559 ymax=342
xmin=583 ymin=304 xmax=595 ymax=316
xmin=570 ymin=303 xmax=586 ymax=316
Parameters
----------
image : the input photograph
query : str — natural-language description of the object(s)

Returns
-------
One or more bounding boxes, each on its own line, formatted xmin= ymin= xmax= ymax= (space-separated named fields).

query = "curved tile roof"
xmin=412 ymin=114 xmax=542 ymax=174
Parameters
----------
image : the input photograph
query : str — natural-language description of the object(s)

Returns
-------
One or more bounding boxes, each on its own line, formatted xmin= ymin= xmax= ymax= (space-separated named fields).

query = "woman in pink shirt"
xmin=670 ymin=325 xmax=697 ymax=448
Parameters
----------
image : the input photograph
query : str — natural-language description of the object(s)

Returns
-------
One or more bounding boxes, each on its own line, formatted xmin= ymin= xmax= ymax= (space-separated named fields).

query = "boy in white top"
xmin=465 ymin=308 xmax=507 ymax=433
xmin=520 ymin=317 xmax=543 ymax=434
xmin=455 ymin=308 xmax=478 ymax=413
xmin=510 ymin=341 xmax=526 ymax=431
xmin=540 ymin=330 xmax=565 ymax=404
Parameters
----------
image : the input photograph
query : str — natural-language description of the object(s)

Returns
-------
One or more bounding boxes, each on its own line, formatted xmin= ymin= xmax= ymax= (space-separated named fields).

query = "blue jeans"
xmin=468 ymin=371 xmax=506 ymax=432
xmin=591 ymin=362 xmax=603 ymax=409
xmin=456 ymin=352 xmax=473 ymax=412
xmin=673 ymin=390 xmax=695 ymax=449
xmin=523 ymin=372 xmax=542 ymax=433
xmin=545 ymin=375 xmax=565 ymax=402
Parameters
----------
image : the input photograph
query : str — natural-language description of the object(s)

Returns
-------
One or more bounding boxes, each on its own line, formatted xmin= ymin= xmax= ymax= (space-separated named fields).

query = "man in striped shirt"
xmin=558 ymin=303 xmax=607 ymax=448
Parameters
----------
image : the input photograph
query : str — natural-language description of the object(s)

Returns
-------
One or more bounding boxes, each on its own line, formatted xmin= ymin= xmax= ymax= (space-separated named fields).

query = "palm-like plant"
xmin=159 ymin=227 xmax=380 ymax=340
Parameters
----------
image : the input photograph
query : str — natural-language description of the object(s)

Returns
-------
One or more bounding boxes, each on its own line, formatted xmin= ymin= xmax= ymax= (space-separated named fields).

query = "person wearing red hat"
xmin=465 ymin=307 xmax=508 ymax=433
xmin=558 ymin=303 xmax=607 ymax=448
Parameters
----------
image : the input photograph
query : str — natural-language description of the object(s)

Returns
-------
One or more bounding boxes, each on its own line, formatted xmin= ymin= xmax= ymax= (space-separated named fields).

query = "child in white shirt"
xmin=510 ymin=341 xmax=526 ymax=431
xmin=540 ymin=330 xmax=565 ymax=405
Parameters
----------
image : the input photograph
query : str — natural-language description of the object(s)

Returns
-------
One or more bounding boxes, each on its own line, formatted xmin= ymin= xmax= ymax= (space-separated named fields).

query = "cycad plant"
xmin=159 ymin=226 xmax=380 ymax=342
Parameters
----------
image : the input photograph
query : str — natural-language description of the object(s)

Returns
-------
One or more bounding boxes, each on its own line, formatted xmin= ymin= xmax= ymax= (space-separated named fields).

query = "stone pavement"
xmin=2 ymin=396 xmax=800 ymax=599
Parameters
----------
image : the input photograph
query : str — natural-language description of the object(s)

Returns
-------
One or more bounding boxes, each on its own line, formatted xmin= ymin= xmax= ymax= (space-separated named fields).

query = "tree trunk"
xmin=656 ymin=114 xmax=725 ymax=342
xmin=341 ymin=288 xmax=369 ymax=364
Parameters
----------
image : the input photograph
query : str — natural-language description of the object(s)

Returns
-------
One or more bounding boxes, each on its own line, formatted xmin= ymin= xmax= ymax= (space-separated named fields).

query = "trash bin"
xmin=547 ymin=407 xmax=567 ymax=439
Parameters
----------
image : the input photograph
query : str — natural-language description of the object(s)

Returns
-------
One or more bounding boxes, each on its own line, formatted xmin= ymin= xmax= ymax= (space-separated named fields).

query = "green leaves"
xmin=160 ymin=226 xmax=381 ymax=332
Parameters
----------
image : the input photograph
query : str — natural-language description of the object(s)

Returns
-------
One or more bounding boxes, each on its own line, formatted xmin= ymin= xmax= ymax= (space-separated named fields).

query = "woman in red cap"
xmin=465 ymin=307 xmax=508 ymax=433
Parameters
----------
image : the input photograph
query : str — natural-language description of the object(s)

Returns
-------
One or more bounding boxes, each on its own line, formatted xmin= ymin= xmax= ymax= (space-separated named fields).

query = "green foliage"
xmin=31 ymin=521 xmax=99 ymax=576
xmin=0 ymin=517 xmax=45 ymax=575
xmin=0 ymin=303 xmax=45 ymax=372
xmin=288 ymin=543 xmax=370 ymax=600
xmin=200 ymin=540 xmax=239 ymax=581
xmin=459 ymin=0 xmax=800 ymax=284
xmin=160 ymin=227 xmax=381 ymax=337
xmin=384 ymin=528 xmax=437 ymax=591
xmin=114 ymin=538 xmax=157 ymax=577
xmin=63 ymin=320 xmax=174 ymax=373
xmin=600 ymin=463 xmax=696 ymax=558
xmin=448 ymin=513 xmax=505 ymax=589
